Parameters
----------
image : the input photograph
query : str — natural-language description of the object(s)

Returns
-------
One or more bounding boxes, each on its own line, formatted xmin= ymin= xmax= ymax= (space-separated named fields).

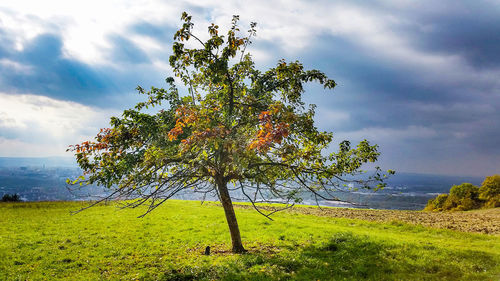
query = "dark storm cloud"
xmin=294 ymin=0 xmax=500 ymax=168
xmin=468 ymin=121 xmax=500 ymax=154
xmin=402 ymin=1 xmax=500 ymax=70
xmin=418 ymin=18 xmax=500 ymax=69
xmin=299 ymin=36 xmax=445 ymax=130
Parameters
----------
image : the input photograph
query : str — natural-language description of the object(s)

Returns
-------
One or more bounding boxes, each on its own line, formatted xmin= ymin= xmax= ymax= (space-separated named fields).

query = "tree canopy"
xmin=69 ymin=13 xmax=393 ymax=253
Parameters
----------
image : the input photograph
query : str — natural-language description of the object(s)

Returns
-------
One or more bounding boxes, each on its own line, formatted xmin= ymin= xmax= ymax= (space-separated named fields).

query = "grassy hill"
xmin=1 ymin=200 xmax=499 ymax=280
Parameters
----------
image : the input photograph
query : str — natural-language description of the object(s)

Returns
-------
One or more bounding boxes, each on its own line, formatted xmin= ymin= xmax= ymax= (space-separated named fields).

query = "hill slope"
xmin=1 ymin=200 xmax=499 ymax=280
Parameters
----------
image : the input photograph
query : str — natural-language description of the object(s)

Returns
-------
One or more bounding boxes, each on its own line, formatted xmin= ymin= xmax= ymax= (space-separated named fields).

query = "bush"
xmin=424 ymin=194 xmax=448 ymax=211
xmin=448 ymin=183 xmax=481 ymax=211
xmin=449 ymin=183 xmax=479 ymax=199
xmin=425 ymin=183 xmax=482 ymax=211
xmin=479 ymin=175 xmax=500 ymax=208
xmin=425 ymin=176 xmax=500 ymax=211
xmin=1 ymin=193 xmax=21 ymax=202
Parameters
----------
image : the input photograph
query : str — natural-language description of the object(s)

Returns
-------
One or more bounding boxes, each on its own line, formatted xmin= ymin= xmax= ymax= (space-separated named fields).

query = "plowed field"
xmin=237 ymin=204 xmax=500 ymax=234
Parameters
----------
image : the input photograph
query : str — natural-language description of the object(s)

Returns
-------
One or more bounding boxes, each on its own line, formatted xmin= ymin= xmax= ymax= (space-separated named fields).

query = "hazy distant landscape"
xmin=0 ymin=157 xmax=482 ymax=210
xmin=0 ymin=157 xmax=107 ymax=201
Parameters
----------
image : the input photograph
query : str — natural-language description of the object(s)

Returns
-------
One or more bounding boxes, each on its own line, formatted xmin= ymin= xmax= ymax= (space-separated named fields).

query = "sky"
xmin=0 ymin=0 xmax=499 ymax=177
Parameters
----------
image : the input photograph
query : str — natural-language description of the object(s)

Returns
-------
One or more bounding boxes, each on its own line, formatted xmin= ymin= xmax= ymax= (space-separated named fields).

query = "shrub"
xmin=449 ymin=183 xmax=480 ymax=199
xmin=479 ymin=175 xmax=500 ymax=208
xmin=1 ymin=193 xmax=21 ymax=202
xmin=448 ymin=183 xmax=481 ymax=211
xmin=424 ymin=183 xmax=482 ymax=211
xmin=424 ymin=194 xmax=448 ymax=211
xmin=425 ymin=176 xmax=500 ymax=211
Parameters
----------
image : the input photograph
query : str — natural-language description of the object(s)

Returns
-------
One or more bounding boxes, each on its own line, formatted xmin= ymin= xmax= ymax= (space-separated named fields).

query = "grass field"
xmin=1 ymin=200 xmax=499 ymax=280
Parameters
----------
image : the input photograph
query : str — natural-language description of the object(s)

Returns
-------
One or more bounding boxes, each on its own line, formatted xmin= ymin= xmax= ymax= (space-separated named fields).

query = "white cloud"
xmin=0 ymin=92 xmax=117 ymax=156
xmin=0 ymin=0 xmax=184 ymax=64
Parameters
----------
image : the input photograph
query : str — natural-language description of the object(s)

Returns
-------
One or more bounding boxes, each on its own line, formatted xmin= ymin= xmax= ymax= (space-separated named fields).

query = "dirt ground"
xmin=236 ymin=204 xmax=500 ymax=235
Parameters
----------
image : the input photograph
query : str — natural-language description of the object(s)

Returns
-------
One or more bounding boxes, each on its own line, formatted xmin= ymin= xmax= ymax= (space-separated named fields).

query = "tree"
xmin=68 ymin=13 xmax=393 ymax=253
xmin=1 ymin=193 xmax=21 ymax=202
xmin=479 ymin=175 xmax=500 ymax=208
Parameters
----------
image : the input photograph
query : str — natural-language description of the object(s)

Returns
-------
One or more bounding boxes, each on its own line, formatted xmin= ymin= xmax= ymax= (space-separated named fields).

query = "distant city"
xmin=0 ymin=166 xmax=105 ymax=201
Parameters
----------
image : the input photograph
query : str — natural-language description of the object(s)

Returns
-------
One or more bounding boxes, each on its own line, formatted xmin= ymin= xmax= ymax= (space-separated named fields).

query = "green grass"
xmin=1 ymin=200 xmax=499 ymax=280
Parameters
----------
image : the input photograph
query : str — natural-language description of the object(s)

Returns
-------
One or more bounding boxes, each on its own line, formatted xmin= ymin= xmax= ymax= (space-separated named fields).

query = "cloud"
xmin=0 ymin=137 xmax=70 ymax=157
xmin=0 ymin=0 xmax=499 ymax=177
xmin=0 ymin=33 xmax=116 ymax=104
xmin=0 ymin=0 xmax=184 ymax=63
xmin=380 ymin=0 xmax=500 ymax=70
xmin=107 ymin=35 xmax=150 ymax=64
xmin=338 ymin=126 xmax=439 ymax=143
xmin=0 ymin=32 xmax=170 ymax=107
xmin=130 ymin=21 xmax=176 ymax=43
xmin=0 ymin=58 xmax=33 ymax=74
xmin=0 ymin=92 xmax=118 ymax=156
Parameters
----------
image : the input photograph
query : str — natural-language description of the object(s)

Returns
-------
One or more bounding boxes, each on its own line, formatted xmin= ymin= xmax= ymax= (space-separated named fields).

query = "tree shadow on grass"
xmin=160 ymin=232 xmax=497 ymax=281
xmin=222 ymin=232 xmax=393 ymax=281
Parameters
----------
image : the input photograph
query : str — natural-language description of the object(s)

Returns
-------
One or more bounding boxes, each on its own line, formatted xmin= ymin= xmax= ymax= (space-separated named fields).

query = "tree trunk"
xmin=216 ymin=179 xmax=246 ymax=253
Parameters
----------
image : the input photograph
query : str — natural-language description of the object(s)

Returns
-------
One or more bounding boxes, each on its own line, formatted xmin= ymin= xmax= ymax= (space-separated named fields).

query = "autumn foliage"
xmin=249 ymin=104 xmax=290 ymax=152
